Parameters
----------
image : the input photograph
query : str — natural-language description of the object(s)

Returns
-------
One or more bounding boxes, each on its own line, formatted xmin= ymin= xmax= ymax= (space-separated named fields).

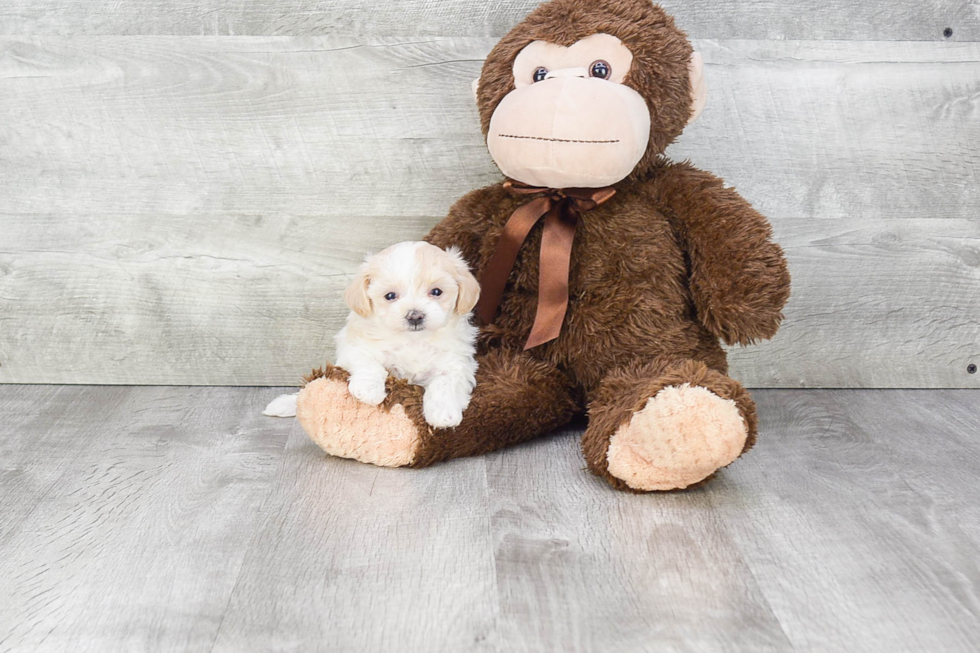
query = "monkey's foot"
xmin=605 ymin=384 xmax=747 ymax=491
xmin=296 ymin=367 xmax=427 ymax=467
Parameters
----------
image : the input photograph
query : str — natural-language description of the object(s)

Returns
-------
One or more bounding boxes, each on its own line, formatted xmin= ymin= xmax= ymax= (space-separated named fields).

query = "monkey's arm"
xmin=423 ymin=186 xmax=497 ymax=268
xmin=657 ymin=163 xmax=790 ymax=345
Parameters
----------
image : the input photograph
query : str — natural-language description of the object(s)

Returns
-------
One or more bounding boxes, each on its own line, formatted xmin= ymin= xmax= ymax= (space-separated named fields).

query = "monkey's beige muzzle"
xmin=487 ymin=75 xmax=650 ymax=188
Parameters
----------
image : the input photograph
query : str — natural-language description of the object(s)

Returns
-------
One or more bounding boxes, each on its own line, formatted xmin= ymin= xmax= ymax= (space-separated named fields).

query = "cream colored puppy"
xmin=264 ymin=241 xmax=480 ymax=428
xmin=338 ymin=241 xmax=480 ymax=427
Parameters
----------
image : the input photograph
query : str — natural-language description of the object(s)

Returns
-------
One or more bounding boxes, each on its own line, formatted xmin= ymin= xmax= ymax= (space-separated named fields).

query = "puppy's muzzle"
xmin=405 ymin=309 xmax=426 ymax=331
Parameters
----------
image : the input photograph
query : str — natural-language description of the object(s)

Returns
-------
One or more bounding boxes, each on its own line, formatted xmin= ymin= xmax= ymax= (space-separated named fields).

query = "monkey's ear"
xmin=688 ymin=51 xmax=707 ymax=125
xmin=471 ymin=78 xmax=480 ymax=103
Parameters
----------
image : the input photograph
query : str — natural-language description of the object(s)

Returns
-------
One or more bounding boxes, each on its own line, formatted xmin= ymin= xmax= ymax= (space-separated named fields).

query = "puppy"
xmin=337 ymin=241 xmax=480 ymax=428
xmin=264 ymin=241 xmax=480 ymax=428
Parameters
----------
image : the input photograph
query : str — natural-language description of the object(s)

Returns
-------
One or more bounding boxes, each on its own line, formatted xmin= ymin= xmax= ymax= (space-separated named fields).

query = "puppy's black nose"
xmin=406 ymin=309 xmax=425 ymax=328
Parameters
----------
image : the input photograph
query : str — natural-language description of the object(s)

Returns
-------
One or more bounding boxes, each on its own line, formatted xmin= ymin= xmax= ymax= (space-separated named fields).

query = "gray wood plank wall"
xmin=2 ymin=1 xmax=977 ymax=40
xmin=0 ymin=3 xmax=978 ymax=387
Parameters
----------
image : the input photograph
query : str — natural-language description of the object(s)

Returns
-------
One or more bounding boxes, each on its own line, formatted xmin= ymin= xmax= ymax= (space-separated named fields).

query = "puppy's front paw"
xmin=423 ymin=393 xmax=464 ymax=428
xmin=348 ymin=376 xmax=387 ymax=406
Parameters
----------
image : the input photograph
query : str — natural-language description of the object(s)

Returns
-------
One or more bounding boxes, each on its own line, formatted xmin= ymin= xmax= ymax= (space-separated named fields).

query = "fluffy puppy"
xmin=264 ymin=242 xmax=479 ymax=426
xmin=337 ymin=241 xmax=480 ymax=427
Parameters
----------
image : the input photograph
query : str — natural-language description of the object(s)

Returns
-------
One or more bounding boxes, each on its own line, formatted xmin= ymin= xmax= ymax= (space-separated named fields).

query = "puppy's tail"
xmin=263 ymin=392 xmax=298 ymax=418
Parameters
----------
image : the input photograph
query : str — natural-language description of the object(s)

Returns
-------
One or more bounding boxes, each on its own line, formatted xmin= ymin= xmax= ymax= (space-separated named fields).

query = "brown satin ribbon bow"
xmin=475 ymin=180 xmax=616 ymax=350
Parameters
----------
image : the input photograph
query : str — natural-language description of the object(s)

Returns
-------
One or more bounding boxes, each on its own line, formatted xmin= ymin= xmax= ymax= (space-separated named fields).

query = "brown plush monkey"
xmin=297 ymin=0 xmax=790 ymax=492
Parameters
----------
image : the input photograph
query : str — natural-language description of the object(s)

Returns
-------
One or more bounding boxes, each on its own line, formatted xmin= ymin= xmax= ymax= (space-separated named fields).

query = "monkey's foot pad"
xmin=606 ymin=383 xmax=748 ymax=491
xmin=297 ymin=377 xmax=422 ymax=467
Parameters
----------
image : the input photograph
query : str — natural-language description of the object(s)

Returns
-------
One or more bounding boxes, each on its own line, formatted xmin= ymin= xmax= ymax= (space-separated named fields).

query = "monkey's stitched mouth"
xmin=497 ymin=134 xmax=620 ymax=144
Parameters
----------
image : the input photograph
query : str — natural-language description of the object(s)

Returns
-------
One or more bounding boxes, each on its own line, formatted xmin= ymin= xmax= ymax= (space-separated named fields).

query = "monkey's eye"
xmin=384 ymin=292 xmax=397 ymax=301
xmin=532 ymin=67 xmax=548 ymax=83
xmin=589 ymin=60 xmax=611 ymax=80
xmin=430 ymin=288 xmax=443 ymax=297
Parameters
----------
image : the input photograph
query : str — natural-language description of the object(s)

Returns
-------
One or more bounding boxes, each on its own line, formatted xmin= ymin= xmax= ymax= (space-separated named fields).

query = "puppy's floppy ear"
xmin=343 ymin=261 xmax=373 ymax=317
xmin=446 ymin=246 xmax=480 ymax=315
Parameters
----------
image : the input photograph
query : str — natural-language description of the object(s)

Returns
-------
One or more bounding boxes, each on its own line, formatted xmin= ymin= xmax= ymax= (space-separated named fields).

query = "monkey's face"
xmin=478 ymin=0 xmax=707 ymax=189
xmin=487 ymin=34 xmax=650 ymax=189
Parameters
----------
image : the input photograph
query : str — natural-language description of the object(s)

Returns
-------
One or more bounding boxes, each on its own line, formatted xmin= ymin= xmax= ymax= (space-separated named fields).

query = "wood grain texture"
xmin=1 ymin=385 xmax=979 ymax=651
xmin=0 ymin=385 xmax=131 ymax=546
xmin=737 ymin=217 xmax=980 ymax=388
xmin=485 ymin=428 xmax=792 ymax=652
xmin=3 ymin=38 xmax=979 ymax=221
xmin=1 ymin=0 xmax=977 ymax=41
xmin=1 ymin=37 xmax=978 ymax=386
xmin=209 ymin=429 xmax=498 ymax=651
xmin=712 ymin=390 xmax=980 ymax=652
xmin=0 ymin=386 xmax=294 ymax=652
xmin=2 ymin=213 xmax=976 ymax=387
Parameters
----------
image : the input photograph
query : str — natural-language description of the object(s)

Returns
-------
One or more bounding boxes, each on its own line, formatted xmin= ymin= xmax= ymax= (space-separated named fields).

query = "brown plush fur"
xmin=305 ymin=350 xmax=580 ymax=468
xmin=582 ymin=359 xmax=758 ymax=491
xmin=301 ymin=0 xmax=790 ymax=491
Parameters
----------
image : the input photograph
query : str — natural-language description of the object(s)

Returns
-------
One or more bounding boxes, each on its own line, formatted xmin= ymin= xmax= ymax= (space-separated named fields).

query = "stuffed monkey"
xmin=296 ymin=0 xmax=790 ymax=492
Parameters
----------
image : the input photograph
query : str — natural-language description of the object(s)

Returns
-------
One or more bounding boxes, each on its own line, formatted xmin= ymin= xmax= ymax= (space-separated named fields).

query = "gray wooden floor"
xmin=1 ymin=386 xmax=978 ymax=652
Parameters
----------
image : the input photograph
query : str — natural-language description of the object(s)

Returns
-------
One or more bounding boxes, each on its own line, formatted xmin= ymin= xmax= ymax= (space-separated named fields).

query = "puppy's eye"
xmin=532 ymin=67 xmax=548 ymax=83
xmin=430 ymin=288 xmax=443 ymax=297
xmin=589 ymin=60 xmax=611 ymax=80
xmin=384 ymin=292 xmax=397 ymax=301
